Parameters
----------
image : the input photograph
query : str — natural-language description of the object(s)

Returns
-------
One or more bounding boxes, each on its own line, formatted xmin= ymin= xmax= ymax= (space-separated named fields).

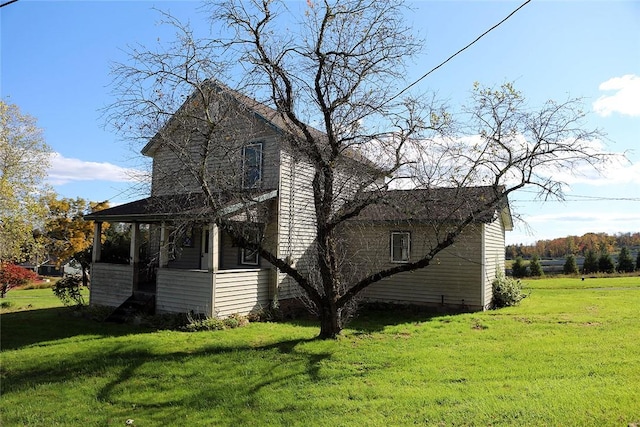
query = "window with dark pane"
xmin=242 ymin=143 xmax=263 ymax=188
xmin=391 ymin=231 xmax=410 ymax=263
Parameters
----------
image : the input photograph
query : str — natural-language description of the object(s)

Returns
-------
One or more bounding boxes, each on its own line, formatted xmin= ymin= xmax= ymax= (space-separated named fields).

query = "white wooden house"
xmin=86 ymin=84 xmax=512 ymax=317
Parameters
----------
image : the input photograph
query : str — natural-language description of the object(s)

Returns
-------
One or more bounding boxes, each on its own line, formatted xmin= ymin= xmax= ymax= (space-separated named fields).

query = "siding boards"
xmin=156 ymin=269 xmax=214 ymax=315
xmin=214 ymin=269 xmax=271 ymax=317
xmin=155 ymin=268 xmax=271 ymax=317
xmin=275 ymin=152 xmax=397 ymax=300
xmin=344 ymin=224 xmax=485 ymax=309
xmin=482 ymin=218 xmax=506 ymax=308
xmin=90 ymin=263 xmax=133 ymax=307
xmin=276 ymin=152 xmax=318 ymax=299
xmin=151 ymin=109 xmax=281 ymax=197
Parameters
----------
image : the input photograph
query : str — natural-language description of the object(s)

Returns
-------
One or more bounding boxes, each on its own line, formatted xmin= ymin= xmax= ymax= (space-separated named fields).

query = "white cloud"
xmin=47 ymin=152 xmax=147 ymax=185
xmin=387 ymin=132 xmax=635 ymax=190
xmin=527 ymin=211 xmax=640 ymax=224
xmin=593 ymin=74 xmax=640 ymax=117
xmin=545 ymin=156 xmax=640 ymax=187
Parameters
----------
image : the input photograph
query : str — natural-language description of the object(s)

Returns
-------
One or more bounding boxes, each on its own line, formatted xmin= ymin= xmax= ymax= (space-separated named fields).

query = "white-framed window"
xmin=242 ymin=142 xmax=263 ymax=188
xmin=240 ymin=248 xmax=259 ymax=266
xmin=390 ymin=231 xmax=410 ymax=263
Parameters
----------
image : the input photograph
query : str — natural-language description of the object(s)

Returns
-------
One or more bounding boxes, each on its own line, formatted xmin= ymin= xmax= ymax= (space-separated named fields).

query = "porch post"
xmin=130 ymin=223 xmax=141 ymax=265
xmin=209 ymin=222 xmax=219 ymax=273
xmin=92 ymin=222 xmax=102 ymax=263
xmin=130 ymin=223 xmax=141 ymax=288
xmin=209 ymin=222 xmax=219 ymax=317
xmin=159 ymin=222 xmax=169 ymax=268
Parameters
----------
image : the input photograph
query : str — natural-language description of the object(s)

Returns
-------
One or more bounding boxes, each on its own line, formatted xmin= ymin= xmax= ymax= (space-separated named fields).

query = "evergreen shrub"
xmin=492 ymin=273 xmax=527 ymax=308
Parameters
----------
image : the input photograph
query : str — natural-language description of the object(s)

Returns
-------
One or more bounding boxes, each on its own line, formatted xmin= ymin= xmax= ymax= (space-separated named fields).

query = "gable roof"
xmin=140 ymin=80 xmax=379 ymax=171
xmin=353 ymin=186 xmax=513 ymax=229
xmin=140 ymin=80 xmax=326 ymax=157
xmin=85 ymin=189 xmax=278 ymax=223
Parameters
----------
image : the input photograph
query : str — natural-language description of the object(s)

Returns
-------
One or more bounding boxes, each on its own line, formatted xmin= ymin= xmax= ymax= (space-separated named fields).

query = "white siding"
xmin=275 ymin=151 xmax=393 ymax=300
xmin=89 ymin=263 xmax=133 ymax=307
xmin=150 ymin=110 xmax=281 ymax=197
xmin=276 ymin=152 xmax=318 ymax=299
xmin=344 ymin=224 xmax=485 ymax=310
xmin=154 ymin=267 xmax=272 ymax=317
xmin=155 ymin=269 xmax=214 ymax=315
xmin=482 ymin=218 xmax=507 ymax=309
xmin=214 ymin=269 xmax=272 ymax=317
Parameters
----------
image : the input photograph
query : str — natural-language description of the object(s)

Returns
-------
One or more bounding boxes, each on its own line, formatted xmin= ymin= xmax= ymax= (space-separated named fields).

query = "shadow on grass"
xmin=0 ymin=307 xmax=151 ymax=351
xmin=279 ymin=302 xmax=459 ymax=336
xmin=346 ymin=302 xmax=461 ymax=333
xmin=1 ymin=304 xmax=467 ymax=425
xmin=1 ymin=302 xmax=458 ymax=352
xmin=2 ymin=334 xmax=329 ymax=425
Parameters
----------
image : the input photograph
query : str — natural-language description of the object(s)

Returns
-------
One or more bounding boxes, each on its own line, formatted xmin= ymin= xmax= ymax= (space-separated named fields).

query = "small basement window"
xmin=390 ymin=231 xmax=410 ymax=263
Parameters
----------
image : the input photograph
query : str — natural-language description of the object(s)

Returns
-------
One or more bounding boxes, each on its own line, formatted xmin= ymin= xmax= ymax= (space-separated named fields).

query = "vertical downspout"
xmin=481 ymin=223 xmax=487 ymax=310
xmin=273 ymin=150 xmax=285 ymax=307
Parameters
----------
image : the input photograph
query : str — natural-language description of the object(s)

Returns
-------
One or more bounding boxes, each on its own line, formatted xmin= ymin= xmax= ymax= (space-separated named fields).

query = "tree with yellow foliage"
xmin=44 ymin=196 xmax=109 ymax=286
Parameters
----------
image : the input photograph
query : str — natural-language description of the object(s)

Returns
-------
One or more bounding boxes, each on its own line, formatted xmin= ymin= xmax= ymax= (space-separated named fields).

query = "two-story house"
xmin=86 ymin=83 xmax=512 ymax=318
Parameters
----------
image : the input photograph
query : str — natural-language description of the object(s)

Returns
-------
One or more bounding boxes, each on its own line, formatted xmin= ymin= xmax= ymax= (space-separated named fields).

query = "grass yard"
xmin=0 ymin=287 xmax=64 ymax=311
xmin=1 ymin=277 xmax=639 ymax=426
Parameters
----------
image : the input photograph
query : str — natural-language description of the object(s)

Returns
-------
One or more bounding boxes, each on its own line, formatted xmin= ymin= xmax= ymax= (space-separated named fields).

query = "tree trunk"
xmin=318 ymin=300 xmax=342 ymax=339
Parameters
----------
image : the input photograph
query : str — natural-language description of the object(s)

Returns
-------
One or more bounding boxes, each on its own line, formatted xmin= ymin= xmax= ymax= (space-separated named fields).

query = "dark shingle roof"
xmin=352 ymin=186 xmax=512 ymax=228
xmin=85 ymin=189 xmax=278 ymax=222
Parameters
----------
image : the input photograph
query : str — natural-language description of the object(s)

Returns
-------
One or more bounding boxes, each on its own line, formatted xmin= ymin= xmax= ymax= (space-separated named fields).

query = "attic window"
xmin=390 ymin=231 xmax=410 ymax=263
xmin=242 ymin=142 xmax=263 ymax=188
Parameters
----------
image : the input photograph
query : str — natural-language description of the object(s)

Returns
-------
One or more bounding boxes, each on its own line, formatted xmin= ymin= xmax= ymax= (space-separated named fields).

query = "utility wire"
xmin=515 ymin=197 xmax=640 ymax=203
xmin=386 ymin=0 xmax=532 ymax=105
xmin=0 ymin=0 xmax=19 ymax=8
xmin=514 ymin=188 xmax=640 ymax=202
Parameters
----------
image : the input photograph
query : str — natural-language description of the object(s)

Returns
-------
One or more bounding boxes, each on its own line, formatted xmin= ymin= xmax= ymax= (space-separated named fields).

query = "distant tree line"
xmin=506 ymin=232 xmax=640 ymax=259
xmin=509 ymin=246 xmax=640 ymax=278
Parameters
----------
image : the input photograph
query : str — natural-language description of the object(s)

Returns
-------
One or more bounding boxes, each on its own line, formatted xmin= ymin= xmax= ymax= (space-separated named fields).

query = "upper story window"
xmin=242 ymin=142 xmax=263 ymax=188
xmin=391 ymin=231 xmax=410 ymax=263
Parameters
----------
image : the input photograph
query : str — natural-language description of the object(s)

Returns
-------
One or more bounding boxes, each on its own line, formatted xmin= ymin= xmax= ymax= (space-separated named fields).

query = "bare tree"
xmin=105 ymin=0 xmax=616 ymax=338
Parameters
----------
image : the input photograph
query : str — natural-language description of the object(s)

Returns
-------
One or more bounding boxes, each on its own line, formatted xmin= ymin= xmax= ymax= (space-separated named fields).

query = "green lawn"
xmin=0 ymin=287 xmax=64 ymax=311
xmin=1 ymin=278 xmax=639 ymax=426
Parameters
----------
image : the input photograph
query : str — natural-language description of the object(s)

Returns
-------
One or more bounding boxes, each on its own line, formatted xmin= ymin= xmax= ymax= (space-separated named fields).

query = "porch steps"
xmin=105 ymin=292 xmax=156 ymax=323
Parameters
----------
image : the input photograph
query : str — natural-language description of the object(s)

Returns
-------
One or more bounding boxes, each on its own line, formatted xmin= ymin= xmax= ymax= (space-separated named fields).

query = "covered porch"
xmin=85 ymin=192 xmax=277 ymax=317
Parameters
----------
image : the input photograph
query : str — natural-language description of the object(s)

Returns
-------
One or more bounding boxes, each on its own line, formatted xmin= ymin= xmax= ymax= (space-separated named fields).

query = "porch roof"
xmin=85 ymin=189 xmax=278 ymax=223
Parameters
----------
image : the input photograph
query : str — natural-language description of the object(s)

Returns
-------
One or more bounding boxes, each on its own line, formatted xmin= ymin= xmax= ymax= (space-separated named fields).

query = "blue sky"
xmin=2 ymin=0 xmax=639 ymax=245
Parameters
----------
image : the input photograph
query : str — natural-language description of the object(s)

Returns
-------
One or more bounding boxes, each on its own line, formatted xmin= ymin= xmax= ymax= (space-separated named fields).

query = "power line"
xmin=0 ymin=0 xmax=19 ymax=8
xmin=515 ymin=200 xmax=640 ymax=203
xmin=513 ymin=189 xmax=640 ymax=202
xmin=514 ymin=197 xmax=640 ymax=203
xmin=386 ymin=0 xmax=532 ymax=105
